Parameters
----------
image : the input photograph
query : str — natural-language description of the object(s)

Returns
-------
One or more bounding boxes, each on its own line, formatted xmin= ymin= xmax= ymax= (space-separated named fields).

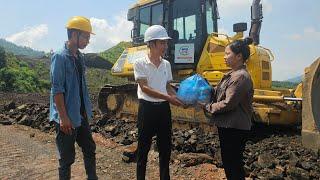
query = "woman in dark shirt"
xmin=203 ymin=37 xmax=254 ymax=180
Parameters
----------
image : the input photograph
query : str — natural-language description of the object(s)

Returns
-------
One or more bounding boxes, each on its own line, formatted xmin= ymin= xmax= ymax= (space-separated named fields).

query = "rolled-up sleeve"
xmin=50 ymin=54 xmax=65 ymax=95
xmin=134 ymin=61 xmax=147 ymax=80
xmin=206 ymin=75 xmax=248 ymax=114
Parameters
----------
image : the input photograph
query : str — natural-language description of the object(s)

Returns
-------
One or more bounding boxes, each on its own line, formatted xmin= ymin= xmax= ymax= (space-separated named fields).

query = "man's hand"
xmin=60 ymin=116 xmax=73 ymax=135
xmin=54 ymin=93 xmax=73 ymax=135
xmin=168 ymin=95 xmax=185 ymax=107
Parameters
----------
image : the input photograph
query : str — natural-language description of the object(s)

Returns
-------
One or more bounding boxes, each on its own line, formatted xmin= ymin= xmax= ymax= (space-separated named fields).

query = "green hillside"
xmin=0 ymin=40 xmax=302 ymax=94
xmin=100 ymin=41 xmax=132 ymax=63
xmin=0 ymin=41 xmax=133 ymax=93
xmin=272 ymin=81 xmax=299 ymax=89
xmin=84 ymin=53 xmax=113 ymax=69
xmin=0 ymin=46 xmax=50 ymax=93
xmin=0 ymin=39 xmax=45 ymax=58
xmin=86 ymin=69 xmax=128 ymax=93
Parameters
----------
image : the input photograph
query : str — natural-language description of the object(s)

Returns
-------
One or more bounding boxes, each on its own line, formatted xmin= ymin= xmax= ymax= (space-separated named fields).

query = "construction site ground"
xmin=0 ymin=92 xmax=319 ymax=179
xmin=0 ymin=124 xmax=225 ymax=179
xmin=0 ymin=93 xmax=225 ymax=179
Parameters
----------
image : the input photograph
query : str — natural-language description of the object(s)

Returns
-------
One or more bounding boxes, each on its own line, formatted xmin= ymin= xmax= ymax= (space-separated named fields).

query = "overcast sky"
xmin=0 ymin=0 xmax=319 ymax=80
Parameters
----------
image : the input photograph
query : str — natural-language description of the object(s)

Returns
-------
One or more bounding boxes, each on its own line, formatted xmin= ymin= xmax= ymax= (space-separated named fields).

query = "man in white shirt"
xmin=134 ymin=25 xmax=184 ymax=180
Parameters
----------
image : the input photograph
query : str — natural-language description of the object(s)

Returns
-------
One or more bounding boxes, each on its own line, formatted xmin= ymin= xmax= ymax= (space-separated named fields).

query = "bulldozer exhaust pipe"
xmin=283 ymin=97 xmax=302 ymax=101
xmin=302 ymin=57 xmax=320 ymax=150
xmin=254 ymin=95 xmax=302 ymax=102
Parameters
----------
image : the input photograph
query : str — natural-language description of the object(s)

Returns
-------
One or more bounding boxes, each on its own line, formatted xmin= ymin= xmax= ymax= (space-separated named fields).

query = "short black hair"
xmin=146 ymin=40 xmax=156 ymax=48
xmin=229 ymin=37 xmax=253 ymax=62
xmin=67 ymin=29 xmax=79 ymax=40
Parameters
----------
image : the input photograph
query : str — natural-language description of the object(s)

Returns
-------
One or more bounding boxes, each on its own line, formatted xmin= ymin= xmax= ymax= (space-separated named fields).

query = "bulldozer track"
xmin=98 ymin=84 xmax=137 ymax=118
xmin=97 ymin=84 xmax=217 ymax=131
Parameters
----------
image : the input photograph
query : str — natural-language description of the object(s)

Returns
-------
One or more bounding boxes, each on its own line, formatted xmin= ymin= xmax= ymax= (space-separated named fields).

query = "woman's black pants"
xmin=218 ymin=127 xmax=249 ymax=180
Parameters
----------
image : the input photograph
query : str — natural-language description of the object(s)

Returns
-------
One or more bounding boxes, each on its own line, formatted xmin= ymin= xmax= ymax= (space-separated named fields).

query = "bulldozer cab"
xmin=128 ymin=0 xmax=218 ymax=70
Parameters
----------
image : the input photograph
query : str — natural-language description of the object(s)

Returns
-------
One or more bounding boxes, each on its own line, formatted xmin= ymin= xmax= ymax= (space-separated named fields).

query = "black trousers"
xmin=55 ymin=119 xmax=97 ymax=180
xmin=136 ymin=99 xmax=172 ymax=180
xmin=218 ymin=127 xmax=249 ymax=180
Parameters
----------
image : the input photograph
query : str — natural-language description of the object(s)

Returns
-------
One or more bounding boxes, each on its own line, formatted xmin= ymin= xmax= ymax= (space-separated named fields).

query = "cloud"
xmin=261 ymin=0 xmax=272 ymax=14
xmin=217 ymin=0 xmax=272 ymax=16
xmin=217 ymin=0 xmax=251 ymax=15
xmin=286 ymin=27 xmax=320 ymax=41
xmin=304 ymin=27 xmax=320 ymax=40
xmin=272 ymin=59 xmax=305 ymax=81
xmin=287 ymin=34 xmax=302 ymax=40
xmin=84 ymin=13 xmax=133 ymax=53
xmin=5 ymin=24 xmax=48 ymax=50
xmin=217 ymin=27 xmax=230 ymax=37
xmin=218 ymin=28 xmax=229 ymax=34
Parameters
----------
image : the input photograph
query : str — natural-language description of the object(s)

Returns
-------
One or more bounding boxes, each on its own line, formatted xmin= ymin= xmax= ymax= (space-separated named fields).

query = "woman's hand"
xmin=197 ymin=102 xmax=207 ymax=109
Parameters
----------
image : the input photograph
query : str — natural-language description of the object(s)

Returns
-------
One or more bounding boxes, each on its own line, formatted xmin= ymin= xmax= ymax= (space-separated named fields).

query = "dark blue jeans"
xmin=55 ymin=119 xmax=97 ymax=180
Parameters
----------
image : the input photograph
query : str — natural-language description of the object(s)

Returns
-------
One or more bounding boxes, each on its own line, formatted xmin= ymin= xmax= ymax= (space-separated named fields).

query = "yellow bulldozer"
xmin=98 ymin=0 xmax=320 ymax=150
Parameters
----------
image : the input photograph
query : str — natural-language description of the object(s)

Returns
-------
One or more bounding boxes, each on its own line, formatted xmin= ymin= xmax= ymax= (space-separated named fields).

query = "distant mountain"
xmin=13 ymin=41 xmax=131 ymax=70
xmin=0 ymin=38 xmax=45 ymax=58
xmin=286 ymin=75 xmax=303 ymax=83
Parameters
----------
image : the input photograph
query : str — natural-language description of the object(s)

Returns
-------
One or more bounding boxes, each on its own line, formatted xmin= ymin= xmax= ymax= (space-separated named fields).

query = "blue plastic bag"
xmin=177 ymin=74 xmax=212 ymax=105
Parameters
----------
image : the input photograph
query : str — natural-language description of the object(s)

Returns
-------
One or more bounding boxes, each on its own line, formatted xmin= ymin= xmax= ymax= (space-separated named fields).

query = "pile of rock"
xmin=93 ymin=118 xmax=138 ymax=145
xmin=0 ymin=101 xmax=53 ymax=132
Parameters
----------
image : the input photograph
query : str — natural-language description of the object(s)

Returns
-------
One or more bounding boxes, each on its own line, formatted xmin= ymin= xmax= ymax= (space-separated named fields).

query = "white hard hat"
xmin=144 ymin=25 xmax=172 ymax=42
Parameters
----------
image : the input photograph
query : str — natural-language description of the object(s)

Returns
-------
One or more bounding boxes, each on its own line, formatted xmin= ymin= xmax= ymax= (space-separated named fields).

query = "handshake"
xmin=176 ymin=74 xmax=213 ymax=108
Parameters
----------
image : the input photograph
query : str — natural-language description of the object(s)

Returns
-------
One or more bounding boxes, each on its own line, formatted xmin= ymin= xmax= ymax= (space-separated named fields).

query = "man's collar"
xmin=63 ymin=42 xmax=81 ymax=57
xmin=144 ymin=55 xmax=163 ymax=65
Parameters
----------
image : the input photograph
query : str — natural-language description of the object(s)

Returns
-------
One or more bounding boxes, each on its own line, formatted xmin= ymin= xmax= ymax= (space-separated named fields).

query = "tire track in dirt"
xmin=0 ymin=125 xmax=57 ymax=179
xmin=0 ymin=125 xmax=87 ymax=179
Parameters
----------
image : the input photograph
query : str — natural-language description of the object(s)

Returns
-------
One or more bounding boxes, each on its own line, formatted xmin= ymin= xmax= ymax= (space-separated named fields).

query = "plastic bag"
xmin=177 ymin=74 xmax=212 ymax=105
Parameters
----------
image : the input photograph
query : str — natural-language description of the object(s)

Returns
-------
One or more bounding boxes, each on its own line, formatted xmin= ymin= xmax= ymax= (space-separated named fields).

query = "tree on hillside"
xmin=0 ymin=46 xmax=6 ymax=69
xmin=0 ymin=67 xmax=43 ymax=92
xmin=0 ymin=52 xmax=50 ymax=93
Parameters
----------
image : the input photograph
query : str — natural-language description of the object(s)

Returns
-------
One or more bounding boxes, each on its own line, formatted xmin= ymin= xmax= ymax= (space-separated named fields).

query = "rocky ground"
xmin=0 ymin=92 xmax=320 ymax=179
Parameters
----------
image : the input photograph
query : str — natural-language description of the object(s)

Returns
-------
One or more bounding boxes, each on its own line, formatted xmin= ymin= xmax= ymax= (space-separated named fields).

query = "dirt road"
xmin=0 ymin=125 xmax=88 ymax=179
xmin=0 ymin=124 xmax=139 ymax=179
xmin=0 ymin=124 xmax=225 ymax=180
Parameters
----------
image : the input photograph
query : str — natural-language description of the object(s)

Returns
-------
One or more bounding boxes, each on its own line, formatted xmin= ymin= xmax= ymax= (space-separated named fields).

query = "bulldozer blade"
xmin=302 ymin=57 xmax=320 ymax=150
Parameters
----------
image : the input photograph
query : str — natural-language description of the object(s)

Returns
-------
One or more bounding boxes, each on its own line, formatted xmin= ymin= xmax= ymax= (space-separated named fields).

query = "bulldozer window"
xmin=139 ymin=6 xmax=151 ymax=37
xmin=173 ymin=0 xmax=198 ymax=43
xmin=139 ymin=3 xmax=164 ymax=38
xmin=206 ymin=0 xmax=214 ymax=34
xmin=152 ymin=4 xmax=163 ymax=25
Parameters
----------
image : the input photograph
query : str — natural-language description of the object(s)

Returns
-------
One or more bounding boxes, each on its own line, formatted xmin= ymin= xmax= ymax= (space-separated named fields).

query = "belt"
xmin=140 ymin=99 xmax=168 ymax=105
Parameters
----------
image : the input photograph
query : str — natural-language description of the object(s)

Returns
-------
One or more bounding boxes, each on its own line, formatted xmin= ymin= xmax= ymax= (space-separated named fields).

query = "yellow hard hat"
xmin=66 ymin=16 xmax=95 ymax=34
